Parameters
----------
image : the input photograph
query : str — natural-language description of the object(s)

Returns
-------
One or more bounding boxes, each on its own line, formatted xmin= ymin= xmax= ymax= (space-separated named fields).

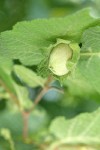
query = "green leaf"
xmin=49 ymin=108 xmax=100 ymax=150
xmin=64 ymin=74 xmax=100 ymax=99
xmin=13 ymin=65 xmax=46 ymax=87
xmin=76 ymin=26 xmax=100 ymax=93
xmin=0 ymin=64 xmax=46 ymax=110
xmin=0 ymin=8 xmax=99 ymax=67
xmin=0 ymin=67 xmax=16 ymax=94
xmin=13 ymin=84 xmax=33 ymax=110
xmin=0 ymin=128 xmax=15 ymax=150
xmin=0 ymin=66 xmax=31 ymax=109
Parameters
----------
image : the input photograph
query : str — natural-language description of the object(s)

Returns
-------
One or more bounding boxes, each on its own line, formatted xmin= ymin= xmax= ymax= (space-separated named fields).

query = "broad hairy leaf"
xmin=13 ymin=65 xmax=45 ymax=87
xmin=73 ymin=26 xmax=100 ymax=94
xmin=49 ymin=107 xmax=100 ymax=150
xmin=0 ymin=66 xmax=16 ymax=94
xmin=13 ymin=84 xmax=33 ymax=110
xmin=0 ymin=8 xmax=99 ymax=67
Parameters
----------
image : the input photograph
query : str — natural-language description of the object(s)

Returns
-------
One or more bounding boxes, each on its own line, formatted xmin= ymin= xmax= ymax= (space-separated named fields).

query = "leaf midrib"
xmin=80 ymin=52 xmax=100 ymax=57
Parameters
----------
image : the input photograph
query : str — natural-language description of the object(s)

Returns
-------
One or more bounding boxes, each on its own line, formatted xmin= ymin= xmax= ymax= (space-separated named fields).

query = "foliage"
xmin=0 ymin=6 xmax=100 ymax=150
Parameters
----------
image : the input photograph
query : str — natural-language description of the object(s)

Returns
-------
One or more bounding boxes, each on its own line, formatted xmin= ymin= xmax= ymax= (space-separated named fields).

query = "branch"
xmin=21 ymin=76 xmax=53 ymax=140
xmin=22 ymin=76 xmax=64 ymax=140
xmin=22 ymin=111 xmax=30 ymax=140
xmin=29 ymin=76 xmax=53 ymax=112
xmin=29 ymin=76 xmax=64 ymax=113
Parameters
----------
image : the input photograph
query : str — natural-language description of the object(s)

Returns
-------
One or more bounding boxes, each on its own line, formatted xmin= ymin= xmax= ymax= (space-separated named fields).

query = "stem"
xmin=22 ymin=111 xmax=30 ymax=140
xmin=0 ymin=76 xmax=63 ymax=141
xmin=22 ymin=76 xmax=53 ymax=140
xmin=0 ymin=79 xmax=20 ymax=108
xmin=29 ymin=76 xmax=53 ymax=113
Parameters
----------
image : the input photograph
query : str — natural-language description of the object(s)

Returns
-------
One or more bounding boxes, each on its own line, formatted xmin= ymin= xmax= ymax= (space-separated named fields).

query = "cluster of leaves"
xmin=0 ymin=8 xmax=100 ymax=150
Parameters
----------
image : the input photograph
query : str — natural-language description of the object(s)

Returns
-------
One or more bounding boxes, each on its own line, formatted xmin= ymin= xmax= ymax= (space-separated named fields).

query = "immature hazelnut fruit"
xmin=49 ymin=43 xmax=73 ymax=76
xmin=48 ymin=39 xmax=80 ymax=77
